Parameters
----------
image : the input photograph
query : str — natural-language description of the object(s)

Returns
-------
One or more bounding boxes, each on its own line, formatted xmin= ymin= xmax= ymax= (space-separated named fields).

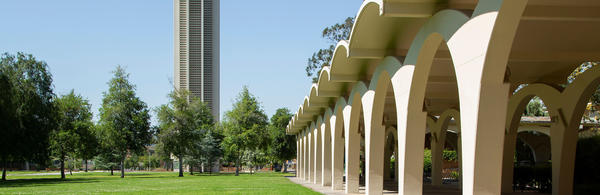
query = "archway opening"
xmin=419 ymin=40 xmax=462 ymax=194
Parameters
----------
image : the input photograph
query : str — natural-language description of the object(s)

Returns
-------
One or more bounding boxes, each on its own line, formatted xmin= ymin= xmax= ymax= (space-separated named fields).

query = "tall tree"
xmin=0 ymin=53 xmax=55 ymax=181
xmin=268 ymin=108 xmax=296 ymax=172
xmin=98 ymin=66 xmax=151 ymax=178
xmin=305 ymin=17 xmax=354 ymax=83
xmin=201 ymin=128 xmax=223 ymax=174
xmin=156 ymin=89 xmax=214 ymax=177
xmin=50 ymin=90 xmax=94 ymax=179
xmin=77 ymin=123 xmax=99 ymax=173
xmin=222 ymin=86 xmax=269 ymax=176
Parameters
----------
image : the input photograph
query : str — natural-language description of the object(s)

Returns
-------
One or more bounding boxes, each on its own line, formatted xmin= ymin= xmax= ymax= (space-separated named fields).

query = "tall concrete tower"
xmin=174 ymin=0 xmax=220 ymax=120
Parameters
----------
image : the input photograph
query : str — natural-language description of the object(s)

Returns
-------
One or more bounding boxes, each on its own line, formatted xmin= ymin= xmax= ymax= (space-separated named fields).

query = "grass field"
xmin=0 ymin=171 xmax=319 ymax=195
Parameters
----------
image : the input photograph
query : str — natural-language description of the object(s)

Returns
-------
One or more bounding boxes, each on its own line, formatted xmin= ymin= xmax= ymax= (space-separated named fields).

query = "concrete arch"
xmin=330 ymin=97 xmax=347 ymax=190
xmin=363 ymin=56 xmax=403 ymax=194
xmin=313 ymin=117 xmax=323 ymax=184
xmin=308 ymin=123 xmax=315 ymax=182
xmin=427 ymin=109 xmax=461 ymax=186
xmin=321 ymin=108 xmax=333 ymax=187
xmin=343 ymin=81 xmax=368 ymax=193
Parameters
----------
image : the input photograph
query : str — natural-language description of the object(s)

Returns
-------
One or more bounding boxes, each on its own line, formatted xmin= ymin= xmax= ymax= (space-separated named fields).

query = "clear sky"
xmin=0 ymin=0 xmax=361 ymax=122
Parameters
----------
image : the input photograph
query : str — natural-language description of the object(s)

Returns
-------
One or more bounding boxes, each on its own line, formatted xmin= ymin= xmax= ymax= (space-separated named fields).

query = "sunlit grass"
xmin=0 ymin=171 xmax=317 ymax=195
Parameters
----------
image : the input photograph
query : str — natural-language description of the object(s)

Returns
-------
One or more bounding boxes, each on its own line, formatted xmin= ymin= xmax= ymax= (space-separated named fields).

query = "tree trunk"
xmin=60 ymin=158 xmax=65 ymax=180
xmin=69 ymin=158 xmax=73 ymax=175
xmin=283 ymin=161 xmax=287 ymax=173
xmin=2 ymin=160 xmax=6 ymax=181
xmin=110 ymin=166 xmax=114 ymax=175
xmin=250 ymin=165 xmax=253 ymax=175
xmin=235 ymin=158 xmax=240 ymax=176
xmin=120 ymin=158 xmax=125 ymax=178
xmin=178 ymin=156 xmax=183 ymax=177
xmin=190 ymin=164 xmax=194 ymax=175
xmin=84 ymin=159 xmax=88 ymax=172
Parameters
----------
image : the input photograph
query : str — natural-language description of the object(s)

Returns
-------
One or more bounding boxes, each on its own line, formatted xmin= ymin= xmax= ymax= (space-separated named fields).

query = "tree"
xmin=77 ymin=123 xmax=99 ymax=172
xmin=0 ymin=53 xmax=56 ymax=181
xmin=156 ymin=89 xmax=214 ymax=177
xmin=305 ymin=17 xmax=354 ymax=83
xmin=267 ymin=108 xmax=296 ymax=172
xmin=50 ymin=90 xmax=94 ymax=179
xmin=201 ymin=128 xmax=223 ymax=174
xmin=569 ymin=62 xmax=600 ymax=105
xmin=222 ymin=86 xmax=269 ymax=176
xmin=97 ymin=66 xmax=152 ymax=178
xmin=523 ymin=97 xmax=547 ymax=117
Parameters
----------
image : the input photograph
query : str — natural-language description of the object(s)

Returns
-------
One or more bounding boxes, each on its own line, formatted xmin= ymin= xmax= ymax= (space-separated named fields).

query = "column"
xmin=344 ymin=107 xmax=360 ymax=194
xmin=366 ymin=123 xmax=385 ymax=194
xmin=308 ymin=130 xmax=313 ymax=181
xmin=431 ymin=129 xmax=447 ymax=185
xmin=314 ymin=127 xmax=322 ymax=184
xmin=322 ymin=119 xmax=332 ymax=186
xmin=331 ymin=114 xmax=345 ymax=190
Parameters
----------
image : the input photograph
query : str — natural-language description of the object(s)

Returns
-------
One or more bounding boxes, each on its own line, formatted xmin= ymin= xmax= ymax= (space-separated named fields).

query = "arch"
xmin=392 ymin=10 xmax=468 ymax=194
xmin=426 ymin=109 xmax=462 ymax=186
xmin=330 ymin=97 xmax=347 ymax=190
xmin=342 ymin=81 xmax=368 ymax=193
xmin=321 ymin=108 xmax=333 ymax=187
xmin=363 ymin=56 xmax=403 ymax=194
xmin=313 ymin=117 xmax=323 ymax=184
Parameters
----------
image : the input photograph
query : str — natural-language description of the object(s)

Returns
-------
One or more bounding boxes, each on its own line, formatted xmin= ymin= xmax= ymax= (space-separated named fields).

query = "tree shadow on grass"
xmin=0 ymin=177 xmax=100 ymax=188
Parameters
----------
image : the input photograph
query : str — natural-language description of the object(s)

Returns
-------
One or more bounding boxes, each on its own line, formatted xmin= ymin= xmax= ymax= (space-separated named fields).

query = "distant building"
xmin=174 ymin=0 xmax=220 ymax=120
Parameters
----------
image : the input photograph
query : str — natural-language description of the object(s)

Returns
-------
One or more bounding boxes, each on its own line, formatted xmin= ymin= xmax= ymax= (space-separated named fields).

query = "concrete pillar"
xmin=321 ymin=115 xmax=332 ymax=186
xmin=304 ymin=131 xmax=309 ymax=181
xmin=384 ymin=137 xmax=392 ymax=180
xmin=551 ymin=120 xmax=577 ymax=195
xmin=366 ymin=123 xmax=385 ymax=195
xmin=431 ymin=127 xmax=447 ymax=186
xmin=394 ymin=144 xmax=399 ymax=183
xmin=314 ymin=126 xmax=322 ymax=184
xmin=501 ymin=130 xmax=518 ymax=193
xmin=296 ymin=136 xmax=300 ymax=178
xmin=344 ymin=105 xmax=360 ymax=194
xmin=308 ymin=130 xmax=314 ymax=182
xmin=331 ymin=111 xmax=345 ymax=190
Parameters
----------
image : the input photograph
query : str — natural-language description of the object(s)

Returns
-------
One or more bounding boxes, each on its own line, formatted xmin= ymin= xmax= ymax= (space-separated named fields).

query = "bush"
xmin=442 ymin=150 xmax=458 ymax=161
xmin=423 ymin=149 xmax=431 ymax=176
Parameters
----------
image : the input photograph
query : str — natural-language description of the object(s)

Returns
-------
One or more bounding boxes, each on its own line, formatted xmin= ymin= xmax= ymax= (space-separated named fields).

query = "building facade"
xmin=174 ymin=0 xmax=220 ymax=120
xmin=287 ymin=0 xmax=600 ymax=195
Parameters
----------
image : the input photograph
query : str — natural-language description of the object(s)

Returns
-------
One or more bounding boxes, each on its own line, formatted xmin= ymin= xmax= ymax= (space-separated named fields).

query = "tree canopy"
xmin=221 ymin=86 xmax=269 ymax=176
xmin=0 ymin=52 xmax=56 ymax=181
xmin=305 ymin=17 xmax=354 ymax=83
xmin=156 ymin=89 xmax=214 ymax=177
xmin=97 ymin=66 xmax=152 ymax=178
xmin=50 ymin=90 xmax=95 ymax=179
xmin=267 ymin=108 xmax=296 ymax=172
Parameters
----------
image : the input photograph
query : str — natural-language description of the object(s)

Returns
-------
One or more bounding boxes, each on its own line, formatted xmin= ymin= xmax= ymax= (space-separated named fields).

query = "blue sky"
xmin=0 ymin=0 xmax=361 ymax=122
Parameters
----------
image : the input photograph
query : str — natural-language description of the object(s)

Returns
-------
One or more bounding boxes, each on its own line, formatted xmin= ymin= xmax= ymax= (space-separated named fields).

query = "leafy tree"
xmin=222 ymin=86 xmax=269 ymax=176
xmin=97 ymin=66 xmax=152 ymax=178
xmin=267 ymin=108 xmax=296 ymax=172
xmin=0 ymin=53 xmax=56 ymax=181
xmin=201 ymin=128 xmax=223 ymax=174
xmin=50 ymin=90 xmax=94 ymax=179
xmin=305 ymin=17 xmax=354 ymax=83
xmin=568 ymin=62 xmax=600 ymax=112
xmin=523 ymin=97 xmax=547 ymax=117
xmin=77 ymin=123 xmax=99 ymax=172
xmin=156 ymin=89 xmax=214 ymax=177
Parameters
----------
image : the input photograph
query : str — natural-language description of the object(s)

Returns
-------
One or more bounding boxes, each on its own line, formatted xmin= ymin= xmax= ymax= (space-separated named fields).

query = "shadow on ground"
xmin=0 ymin=178 xmax=99 ymax=188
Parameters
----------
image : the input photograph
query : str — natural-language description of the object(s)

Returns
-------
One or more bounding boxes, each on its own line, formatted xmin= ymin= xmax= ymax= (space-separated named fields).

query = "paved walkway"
xmin=288 ymin=177 xmax=549 ymax=195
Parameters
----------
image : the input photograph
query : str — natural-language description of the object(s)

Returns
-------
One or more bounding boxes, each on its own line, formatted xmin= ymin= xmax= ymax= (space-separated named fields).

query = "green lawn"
xmin=0 ymin=171 xmax=319 ymax=195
